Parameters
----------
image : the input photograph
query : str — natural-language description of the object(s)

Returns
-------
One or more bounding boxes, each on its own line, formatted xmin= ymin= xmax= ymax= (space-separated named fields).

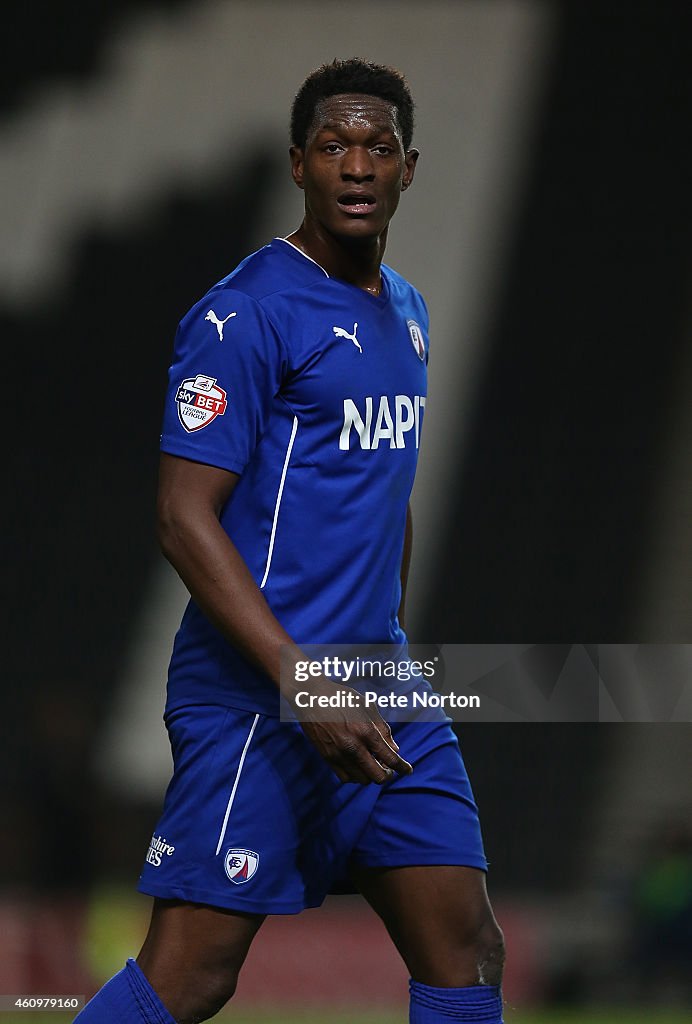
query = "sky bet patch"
xmin=176 ymin=373 xmax=227 ymax=432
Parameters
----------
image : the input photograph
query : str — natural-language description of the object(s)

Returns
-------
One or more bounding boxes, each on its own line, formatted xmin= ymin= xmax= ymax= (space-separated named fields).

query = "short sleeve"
xmin=160 ymin=289 xmax=288 ymax=474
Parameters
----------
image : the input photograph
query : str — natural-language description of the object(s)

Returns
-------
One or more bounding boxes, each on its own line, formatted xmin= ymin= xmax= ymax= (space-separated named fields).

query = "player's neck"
xmin=287 ymin=222 xmax=387 ymax=296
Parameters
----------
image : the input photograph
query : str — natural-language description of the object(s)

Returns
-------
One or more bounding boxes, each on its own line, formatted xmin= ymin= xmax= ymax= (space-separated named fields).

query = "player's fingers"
xmin=330 ymin=753 xmax=371 ymax=785
xmin=370 ymin=713 xmax=400 ymax=751
xmin=332 ymin=764 xmax=353 ymax=784
xmin=336 ymin=759 xmax=374 ymax=785
xmin=354 ymin=754 xmax=393 ymax=786
xmin=352 ymin=740 xmax=401 ymax=786
xmin=368 ymin=730 xmax=413 ymax=775
xmin=370 ymin=758 xmax=396 ymax=784
xmin=336 ymin=737 xmax=394 ymax=786
xmin=352 ymin=717 xmax=411 ymax=776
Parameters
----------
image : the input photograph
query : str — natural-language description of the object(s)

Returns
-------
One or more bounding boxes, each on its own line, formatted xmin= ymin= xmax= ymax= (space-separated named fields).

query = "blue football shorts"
xmin=138 ymin=703 xmax=487 ymax=914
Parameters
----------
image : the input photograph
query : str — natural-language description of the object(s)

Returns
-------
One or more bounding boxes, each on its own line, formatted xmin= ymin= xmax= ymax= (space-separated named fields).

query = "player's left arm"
xmin=398 ymin=501 xmax=413 ymax=631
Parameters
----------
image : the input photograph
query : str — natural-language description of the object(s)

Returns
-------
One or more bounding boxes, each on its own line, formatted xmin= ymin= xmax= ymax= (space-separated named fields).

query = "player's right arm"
xmin=157 ymin=451 xmax=412 ymax=785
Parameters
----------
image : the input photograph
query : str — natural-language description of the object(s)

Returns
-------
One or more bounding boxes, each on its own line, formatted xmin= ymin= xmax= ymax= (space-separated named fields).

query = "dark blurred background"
xmin=2 ymin=0 xmax=691 ymax=1017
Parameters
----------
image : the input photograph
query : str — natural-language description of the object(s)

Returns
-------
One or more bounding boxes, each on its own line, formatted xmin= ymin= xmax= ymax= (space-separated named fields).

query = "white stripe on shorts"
xmin=215 ymin=713 xmax=260 ymax=856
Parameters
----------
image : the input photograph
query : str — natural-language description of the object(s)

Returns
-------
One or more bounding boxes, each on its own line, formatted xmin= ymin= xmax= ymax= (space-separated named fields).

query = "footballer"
xmin=76 ymin=59 xmax=505 ymax=1024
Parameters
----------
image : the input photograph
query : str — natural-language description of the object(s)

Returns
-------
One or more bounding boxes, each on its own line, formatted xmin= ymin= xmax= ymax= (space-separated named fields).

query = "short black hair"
xmin=291 ymin=58 xmax=415 ymax=152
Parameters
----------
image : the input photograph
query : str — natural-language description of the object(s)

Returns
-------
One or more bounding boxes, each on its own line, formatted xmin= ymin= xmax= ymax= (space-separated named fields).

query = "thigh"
xmin=351 ymin=718 xmax=499 ymax=985
xmin=353 ymin=864 xmax=500 ymax=986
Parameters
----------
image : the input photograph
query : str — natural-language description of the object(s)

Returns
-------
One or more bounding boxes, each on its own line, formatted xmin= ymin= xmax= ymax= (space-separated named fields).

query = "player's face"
xmin=290 ymin=94 xmax=418 ymax=243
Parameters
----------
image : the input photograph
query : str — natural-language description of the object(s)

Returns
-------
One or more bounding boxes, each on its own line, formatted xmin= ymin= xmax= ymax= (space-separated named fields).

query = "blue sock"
xmin=409 ymin=980 xmax=504 ymax=1023
xmin=74 ymin=959 xmax=176 ymax=1023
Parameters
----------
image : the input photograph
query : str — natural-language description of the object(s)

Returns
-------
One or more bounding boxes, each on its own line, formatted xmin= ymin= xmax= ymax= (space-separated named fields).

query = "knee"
xmin=475 ymin=920 xmax=506 ymax=986
xmin=174 ymin=963 xmax=239 ymax=1023
xmin=137 ymin=954 xmax=239 ymax=1024
xmin=410 ymin=914 xmax=506 ymax=989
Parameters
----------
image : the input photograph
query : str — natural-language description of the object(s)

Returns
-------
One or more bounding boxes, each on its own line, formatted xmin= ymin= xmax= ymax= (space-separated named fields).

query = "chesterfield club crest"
xmin=224 ymin=848 xmax=260 ymax=885
xmin=407 ymin=319 xmax=425 ymax=360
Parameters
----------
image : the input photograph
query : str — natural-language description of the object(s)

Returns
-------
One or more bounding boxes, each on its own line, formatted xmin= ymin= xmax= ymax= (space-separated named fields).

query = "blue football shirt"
xmin=160 ymin=238 xmax=428 ymax=715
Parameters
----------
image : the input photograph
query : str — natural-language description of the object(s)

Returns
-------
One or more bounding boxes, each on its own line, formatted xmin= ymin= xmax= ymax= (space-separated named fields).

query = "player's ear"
xmin=401 ymin=148 xmax=420 ymax=191
xmin=289 ymin=146 xmax=305 ymax=190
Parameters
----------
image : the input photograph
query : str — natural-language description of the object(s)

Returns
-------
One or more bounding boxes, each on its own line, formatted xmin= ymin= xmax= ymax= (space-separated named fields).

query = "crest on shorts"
xmin=175 ymin=374 xmax=227 ymax=433
xmin=224 ymin=848 xmax=259 ymax=885
xmin=407 ymin=319 xmax=426 ymax=361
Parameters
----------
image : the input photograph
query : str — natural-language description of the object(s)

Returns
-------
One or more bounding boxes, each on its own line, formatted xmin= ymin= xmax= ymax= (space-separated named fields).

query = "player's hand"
xmin=295 ymin=679 xmax=413 ymax=785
